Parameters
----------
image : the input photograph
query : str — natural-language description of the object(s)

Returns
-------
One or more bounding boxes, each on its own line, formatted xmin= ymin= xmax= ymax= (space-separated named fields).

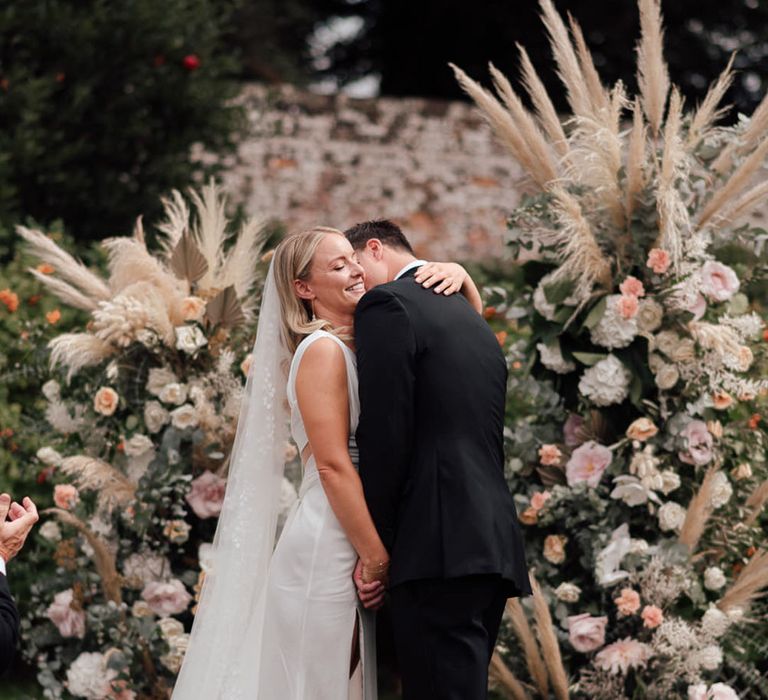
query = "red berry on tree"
xmin=183 ymin=54 xmax=200 ymax=71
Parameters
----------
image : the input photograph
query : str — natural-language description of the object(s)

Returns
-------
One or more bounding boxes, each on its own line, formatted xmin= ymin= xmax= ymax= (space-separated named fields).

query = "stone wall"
xmin=216 ymin=84 xmax=525 ymax=260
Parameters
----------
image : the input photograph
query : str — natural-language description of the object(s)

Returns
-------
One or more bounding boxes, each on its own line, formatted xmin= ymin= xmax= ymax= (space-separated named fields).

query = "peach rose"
xmin=706 ymin=420 xmax=723 ymax=439
xmin=614 ymin=587 xmax=641 ymax=616
xmin=54 ymin=484 xmax=79 ymax=510
xmin=543 ymin=534 xmax=568 ymax=564
xmin=519 ymin=507 xmax=538 ymax=525
xmin=626 ymin=418 xmax=658 ymax=441
xmin=567 ymin=613 xmax=607 ymax=652
xmin=538 ymin=444 xmax=562 ymax=466
xmin=617 ymin=294 xmax=639 ymax=320
xmin=566 ymin=441 xmax=612 ymax=488
xmin=619 ymin=276 xmax=645 ymax=298
xmin=647 ymin=249 xmax=670 ymax=274
xmin=179 ymin=296 xmax=206 ymax=322
xmin=141 ymin=579 xmax=192 ymax=616
xmin=240 ymin=353 xmax=253 ymax=377
xmin=712 ymin=391 xmax=734 ymax=410
xmin=46 ymin=589 xmax=86 ymax=638
xmin=46 ymin=309 xmax=61 ymax=324
xmin=94 ymin=387 xmax=119 ymax=416
xmin=641 ymin=604 xmax=663 ymax=628
xmin=185 ymin=471 xmax=227 ymax=519
xmin=530 ymin=490 xmax=552 ymax=511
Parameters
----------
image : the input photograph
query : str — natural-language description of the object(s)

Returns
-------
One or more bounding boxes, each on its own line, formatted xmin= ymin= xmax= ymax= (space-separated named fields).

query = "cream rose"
xmin=144 ymin=401 xmax=170 ymax=433
xmin=158 ymin=382 xmax=188 ymax=406
xmin=543 ymin=534 xmax=568 ymax=564
xmin=554 ymin=582 xmax=582 ymax=603
xmin=658 ymin=501 xmax=686 ymax=532
xmin=731 ymin=462 xmax=752 ymax=481
xmin=175 ymin=325 xmax=208 ymax=354
xmin=170 ymin=404 xmax=199 ymax=430
xmin=123 ymin=433 xmax=154 ymax=457
xmin=146 ymin=367 xmax=178 ymax=396
xmin=163 ymin=519 xmax=191 ymax=544
xmin=654 ymin=363 xmax=680 ymax=390
xmin=36 ymin=446 xmax=63 ymax=466
xmin=93 ymin=387 xmax=119 ymax=416
xmin=66 ymin=652 xmax=115 ymax=699
xmin=179 ymin=296 xmax=206 ymax=322
xmin=704 ymin=566 xmax=727 ymax=591
xmin=636 ymin=299 xmax=663 ymax=332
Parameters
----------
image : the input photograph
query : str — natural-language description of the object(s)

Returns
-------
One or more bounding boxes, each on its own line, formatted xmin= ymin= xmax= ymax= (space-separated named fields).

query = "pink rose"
xmin=566 ymin=441 xmax=612 ymax=488
xmin=53 ymin=484 xmax=79 ymax=510
xmin=709 ymin=684 xmax=739 ymax=700
xmin=641 ymin=604 xmax=663 ymax=629
xmin=141 ymin=579 xmax=192 ymax=616
xmin=647 ymin=248 xmax=671 ymax=274
xmin=538 ymin=444 xmax=562 ymax=466
xmin=594 ymin=637 xmax=652 ymax=674
xmin=185 ymin=471 xmax=227 ymax=519
xmin=563 ymin=414 xmax=586 ymax=447
xmin=688 ymin=293 xmax=707 ymax=320
xmin=46 ymin=589 xmax=85 ymax=638
xmin=688 ymin=685 xmax=708 ymax=700
xmin=567 ymin=613 xmax=607 ymax=652
xmin=678 ymin=420 xmax=714 ymax=466
xmin=700 ymin=261 xmax=739 ymax=302
xmin=617 ymin=295 xmax=639 ymax=320
xmin=619 ymin=276 xmax=645 ymax=298
xmin=614 ymin=588 xmax=641 ymax=616
xmin=530 ymin=490 xmax=552 ymax=511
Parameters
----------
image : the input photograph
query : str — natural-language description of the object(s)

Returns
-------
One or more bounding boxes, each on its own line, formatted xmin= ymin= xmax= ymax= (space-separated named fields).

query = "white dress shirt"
xmin=395 ymin=259 xmax=428 ymax=281
xmin=0 ymin=556 xmax=5 ymax=576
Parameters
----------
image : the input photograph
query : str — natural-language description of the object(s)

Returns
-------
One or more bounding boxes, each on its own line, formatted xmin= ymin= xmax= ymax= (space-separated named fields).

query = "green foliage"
xmin=0 ymin=0 xmax=244 ymax=251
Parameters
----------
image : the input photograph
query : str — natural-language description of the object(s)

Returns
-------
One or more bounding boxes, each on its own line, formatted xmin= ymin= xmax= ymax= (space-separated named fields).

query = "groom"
xmin=345 ymin=220 xmax=531 ymax=699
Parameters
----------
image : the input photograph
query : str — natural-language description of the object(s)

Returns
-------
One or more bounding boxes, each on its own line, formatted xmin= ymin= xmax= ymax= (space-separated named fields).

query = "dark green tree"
xmin=0 ymin=0 xmax=244 ymax=251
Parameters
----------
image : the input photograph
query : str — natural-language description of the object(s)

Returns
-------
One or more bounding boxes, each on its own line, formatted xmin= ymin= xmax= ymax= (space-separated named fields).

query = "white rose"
xmin=159 ymin=383 xmax=188 ymax=406
xmin=554 ymin=582 xmax=582 ymax=603
xmin=693 ymin=644 xmax=723 ymax=670
xmin=170 ymin=404 xmax=199 ymax=431
xmin=629 ymin=538 xmax=649 ymax=555
xmin=175 ymin=325 xmax=208 ymax=354
xmin=704 ymin=566 xmax=726 ymax=591
xmin=157 ymin=616 xmax=185 ymax=641
xmin=648 ymin=352 xmax=666 ymax=373
xmin=144 ymin=401 xmax=170 ymax=433
xmin=131 ymin=600 xmax=155 ymax=618
xmin=537 ymin=342 xmax=576 ymax=374
xmin=710 ymin=472 xmax=733 ymax=509
xmin=160 ymin=633 xmax=190 ymax=673
xmin=654 ymin=363 xmax=680 ymax=390
xmin=636 ymin=299 xmax=663 ymax=332
xmin=123 ymin=434 xmax=154 ymax=457
xmin=578 ymin=355 xmax=632 ymax=406
xmin=39 ymin=520 xmax=62 ymax=542
xmin=659 ymin=470 xmax=681 ymax=495
xmin=701 ymin=606 xmax=731 ymax=638
xmin=65 ymin=652 xmax=115 ymax=699
xmin=36 ymin=446 xmax=63 ymax=466
xmin=146 ymin=367 xmax=178 ymax=396
xmin=42 ymin=379 xmax=61 ymax=401
xmin=658 ymin=501 xmax=686 ymax=532
xmin=590 ymin=295 xmax=638 ymax=349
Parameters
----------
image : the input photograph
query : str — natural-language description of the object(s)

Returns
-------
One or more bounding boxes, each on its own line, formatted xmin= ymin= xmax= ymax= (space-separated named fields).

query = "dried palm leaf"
xmin=60 ymin=456 xmax=136 ymax=514
xmin=636 ymin=0 xmax=670 ymax=135
xmin=505 ymin=598 xmax=549 ymax=697
xmin=687 ymin=53 xmax=735 ymax=148
xmin=43 ymin=507 xmax=123 ymax=604
xmin=517 ymin=43 xmax=569 ymax=157
xmin=489 ymin=652 xmax=531 ymax=700
xmin=530 ymin=577 xmax=569 ymax=700
xmin=717 ymin=548 xmax=768 ymax=615
xmin=49 ymin=333 xmax=114 ymax=380
xmin=170 ymin=230 xmax=210 ymax=285
xmin=204 ymin=285 xmax=245 ymax=329
xmin=679 ymin=467 xmax=717 ymax=552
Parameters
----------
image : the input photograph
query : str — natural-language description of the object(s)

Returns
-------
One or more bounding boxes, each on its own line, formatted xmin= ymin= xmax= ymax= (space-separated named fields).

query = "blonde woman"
xmin=172 ymin=227 xmax=479 ymax=700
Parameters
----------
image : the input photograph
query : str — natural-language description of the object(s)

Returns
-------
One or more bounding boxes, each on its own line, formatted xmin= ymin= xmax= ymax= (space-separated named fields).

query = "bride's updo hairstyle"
xmin=273 ymin=226 xmax=345 ymax=354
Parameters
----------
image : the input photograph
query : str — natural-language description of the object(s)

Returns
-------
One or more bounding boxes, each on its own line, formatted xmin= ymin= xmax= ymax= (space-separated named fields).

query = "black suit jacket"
xmin=0 ymin=573 xmax=19 ymax=675
xmin=354 ymin=268 xmax=531 ymax=594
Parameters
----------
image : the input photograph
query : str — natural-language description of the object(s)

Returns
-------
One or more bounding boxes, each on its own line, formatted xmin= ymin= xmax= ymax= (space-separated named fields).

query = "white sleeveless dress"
xmin=257 ymin=330 xmax=378 ymax=700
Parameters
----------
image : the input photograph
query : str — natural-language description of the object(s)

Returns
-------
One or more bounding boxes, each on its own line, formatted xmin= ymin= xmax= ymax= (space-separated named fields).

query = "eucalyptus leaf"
xmin=582 ymin=295 xmax=608 ymax=330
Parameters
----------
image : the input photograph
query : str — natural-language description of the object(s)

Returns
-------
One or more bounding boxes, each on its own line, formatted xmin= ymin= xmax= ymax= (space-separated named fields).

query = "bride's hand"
xmin=353 ymin=559 xmax=387 ymax=610
xmin=414 ymin=262 xmax=467 ymax=295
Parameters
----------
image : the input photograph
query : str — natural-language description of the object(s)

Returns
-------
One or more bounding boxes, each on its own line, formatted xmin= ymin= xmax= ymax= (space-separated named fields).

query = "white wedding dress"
xmin=257 ymin=330 xmax=378 ymax=699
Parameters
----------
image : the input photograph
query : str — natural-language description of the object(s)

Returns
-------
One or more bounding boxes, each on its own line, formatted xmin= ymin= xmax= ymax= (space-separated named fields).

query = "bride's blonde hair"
xmin=273 ymin=226 xmax=347 ymax=354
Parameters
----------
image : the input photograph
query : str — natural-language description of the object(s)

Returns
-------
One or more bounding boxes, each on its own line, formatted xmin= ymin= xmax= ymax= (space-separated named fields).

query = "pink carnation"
xmin=619 ymin=276 xmax=645 ymax=298
xmin=565 ymin=441 xmax=612 ymax=488
xmin=46 ymin=589 xmax=86 ymax=638
xmin=617 ymin=294 xmax=639 ymax=319
xmin=614 ymin=588 xmax=641 ymax=616
xmin=700 ymin=261 xmax=739 ymax=302
xmin=647 ymin=248 xmax=671 ymax=274
xmin=641 ymin=604 xmax=663 ymax=628
xmin=538 ymin=444 xmax=562 ymax=466
xmin=679 ymin=420 xmax=714 ymax=466
xmin=530 ymin=490 xmax=552 ymax=511
xmin=567 ymin=613 xmax=608 ymax=652
xmin=141 ymin=579 xmax=192 ymax=616
xmin=594 ymin=637 xmax=652 ymax=674
xmin=53 ymin=484 xmax=79 ymax=510
xmin=186 ymin=471 xmax=227 ymax=519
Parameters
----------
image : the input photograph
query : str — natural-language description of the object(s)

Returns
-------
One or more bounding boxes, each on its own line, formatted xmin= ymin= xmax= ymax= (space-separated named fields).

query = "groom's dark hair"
xmin=344 ymin=219 xmax=415 ymax=254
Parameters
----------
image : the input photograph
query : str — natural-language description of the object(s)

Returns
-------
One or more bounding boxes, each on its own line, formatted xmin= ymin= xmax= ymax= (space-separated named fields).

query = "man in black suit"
xmin=0 ymin=493 xmax=39 ymax=675
xmin=346 ymin=220 xmax=530 ymax=700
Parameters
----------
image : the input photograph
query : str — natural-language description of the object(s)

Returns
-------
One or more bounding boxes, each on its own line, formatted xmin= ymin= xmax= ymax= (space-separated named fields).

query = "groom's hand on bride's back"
xmin=353 ymin=559 xmax=387 ymax=611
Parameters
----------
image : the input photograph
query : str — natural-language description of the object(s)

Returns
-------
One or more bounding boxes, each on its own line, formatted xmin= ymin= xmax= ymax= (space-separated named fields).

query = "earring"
xmin=310 ymin=299 xmax=317 ymax=321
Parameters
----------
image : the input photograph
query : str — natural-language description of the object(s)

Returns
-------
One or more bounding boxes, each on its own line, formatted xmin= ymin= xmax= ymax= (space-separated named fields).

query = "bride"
xmin=172 ymin=226 xmax=480 ymax=699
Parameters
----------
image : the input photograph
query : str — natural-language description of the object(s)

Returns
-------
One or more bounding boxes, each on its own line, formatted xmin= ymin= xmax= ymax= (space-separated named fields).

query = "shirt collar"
xmin=394 ymin=259 xmax=428 ymax=280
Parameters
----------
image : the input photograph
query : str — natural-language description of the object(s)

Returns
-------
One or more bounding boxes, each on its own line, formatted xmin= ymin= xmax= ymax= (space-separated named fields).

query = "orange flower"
xmin=46 ymin=309 xmax=61 ymax=324
xmin=512 ymin=360 xmax=522 ymax=370
xmin=27 ymin=294 xmax=42 ymax=306
xmin=711 ymin=391 xmax=734 ymax=410
xmin=763 ymin=328 xmax=768 ymax=342
xmin=0 ymin=288 xmax=19 ymax=312
xmin=747 ymin=546 xmax=757 ymax=557
xmin=36 ymin=263 xmax=55 ymax=274
xmin=519 ymin=507 xmax=538 ymax=525
xmin=614 ymin=588 xmax=641 ymax=616
xmin=748 ymin=414 xmax=762 ymax=430
xmin=495 ymin=331 xmax=507 ymax=347
xmin=483 ymin=306 xmax=497 ymax=320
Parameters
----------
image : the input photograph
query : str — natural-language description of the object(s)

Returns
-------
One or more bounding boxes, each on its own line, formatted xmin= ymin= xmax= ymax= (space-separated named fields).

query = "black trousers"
xmin=388 ymin=574 xmax=508 ymax=700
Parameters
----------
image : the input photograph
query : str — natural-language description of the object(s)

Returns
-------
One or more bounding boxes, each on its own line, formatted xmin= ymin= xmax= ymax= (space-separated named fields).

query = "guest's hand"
xmin=353 ymin=559 xmax=387 ymax=611
xmin=0 ymin=494 xmax=39 ymax=563
xmin=414 ymin=262 xmax=467 ymax=295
